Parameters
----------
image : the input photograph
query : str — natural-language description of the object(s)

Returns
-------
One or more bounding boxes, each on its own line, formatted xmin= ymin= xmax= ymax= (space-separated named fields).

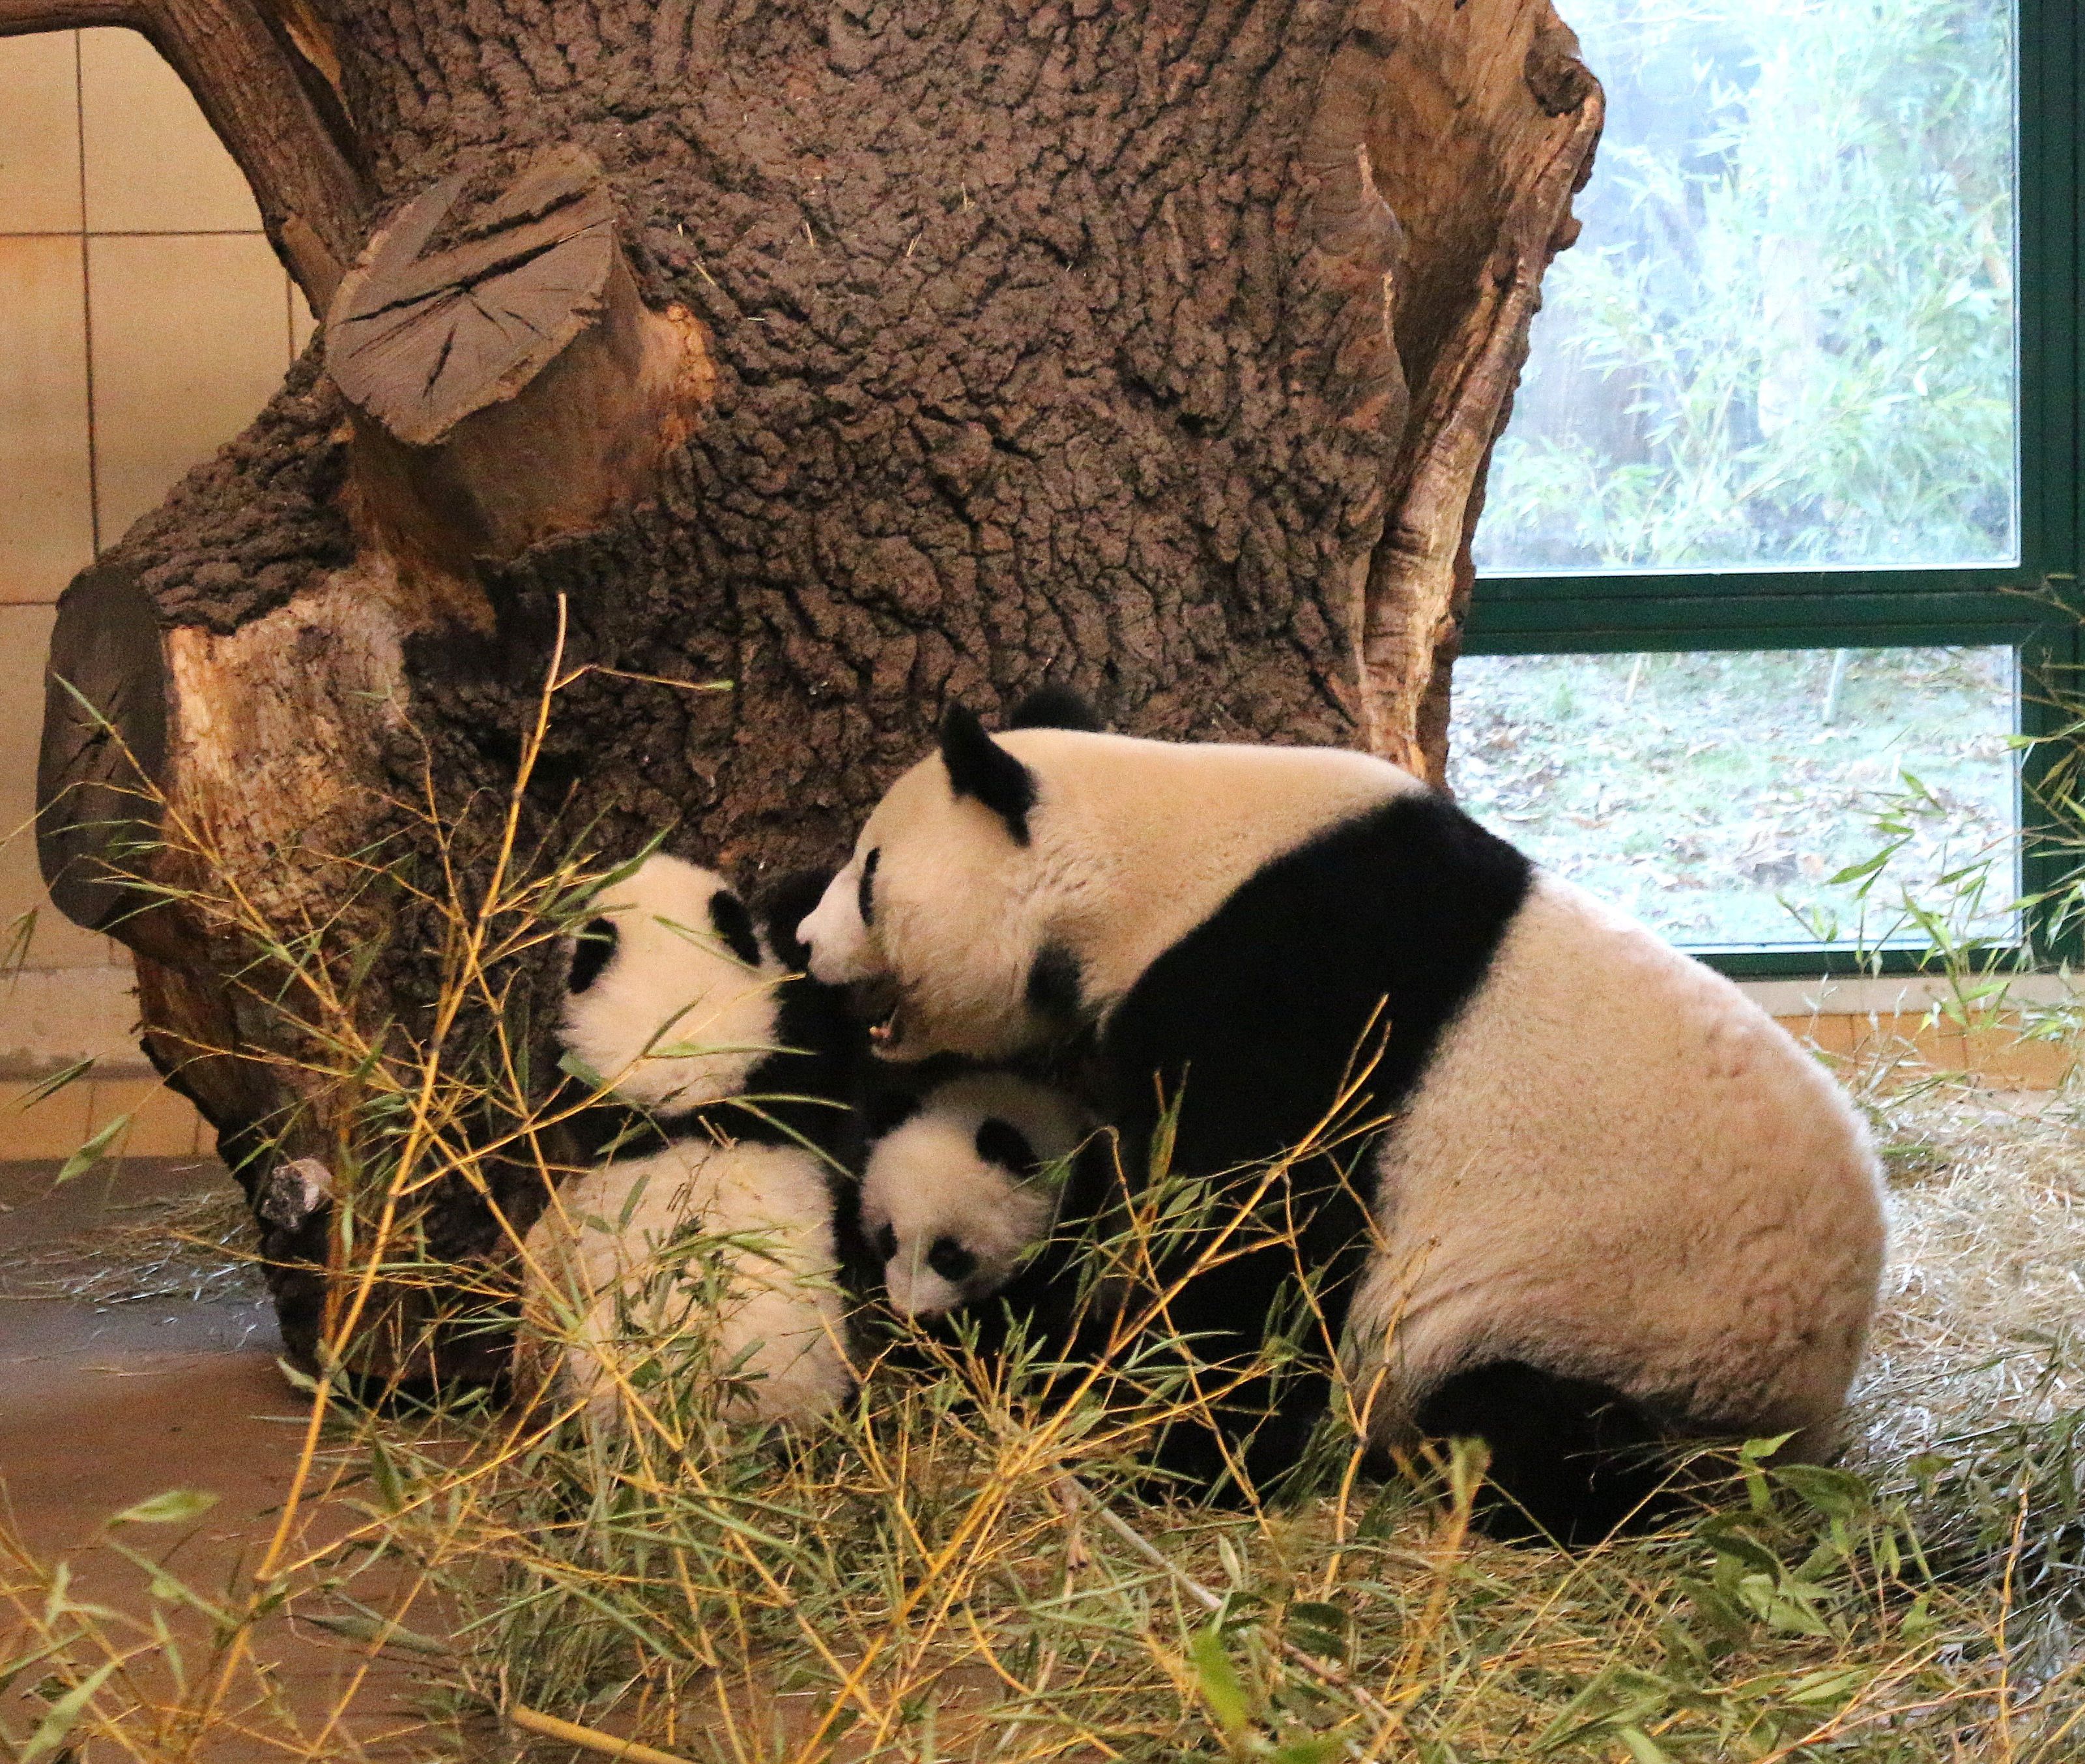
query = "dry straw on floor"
xmin=6 ymin=650 xmax=2078 ymax=1759
xmin=1854 ymin=1083 xmax=2085 ymax=1465
xmin=8 ymin=1075 xmax=2083 ymax=1763
xmin=0 ymin=1179 xmax=263 ymax=1306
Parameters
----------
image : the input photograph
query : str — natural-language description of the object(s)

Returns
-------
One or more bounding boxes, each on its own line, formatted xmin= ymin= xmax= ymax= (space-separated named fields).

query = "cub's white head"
xmin=859 ymin=1071 xmax=1091 ymax=1317
xmin=560 ymin=853 xmax=783 ymax=1112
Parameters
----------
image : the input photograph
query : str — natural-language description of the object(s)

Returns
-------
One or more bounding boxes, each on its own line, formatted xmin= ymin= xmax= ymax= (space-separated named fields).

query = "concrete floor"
xmin=0 ymin=1157 xmax=458 ymax=1760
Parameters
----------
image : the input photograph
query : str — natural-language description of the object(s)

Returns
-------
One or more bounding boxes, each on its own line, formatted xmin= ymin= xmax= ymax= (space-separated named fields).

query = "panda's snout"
xmin=885 ymin=1265 xmax=960 ymax=1320
xmin=794 ymin=911 xmax=833 ymax=977
xmin=795 ymin=871 xmax=877 ymax=984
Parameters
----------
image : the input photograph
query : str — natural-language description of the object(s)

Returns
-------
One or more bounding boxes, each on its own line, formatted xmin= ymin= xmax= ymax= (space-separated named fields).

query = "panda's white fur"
xmin=797 ymin=715 xmax=1887 ymax=1524
xmin=557 ymin=854 xmax=787 ymax=1114
xmin=859 ymin=1072 xmax=1093 ymax=1317
xmin=798 ymin=732 xmax=1413 ymax=1063
xmin=522 ymin=854 xmax=851 ymax=1431
xmin=530 ymin=1138 xmax=848 ymax=1430
xmin=1342 ymin=879 xmax=1879 ymax=1460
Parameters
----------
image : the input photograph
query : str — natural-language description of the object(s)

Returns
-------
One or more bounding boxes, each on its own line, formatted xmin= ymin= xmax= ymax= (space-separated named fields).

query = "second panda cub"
xmin=860 ymin=1073 xmax=1091 ymax=1318
xmin=522 ymin=854 xmax=860 ymax=1432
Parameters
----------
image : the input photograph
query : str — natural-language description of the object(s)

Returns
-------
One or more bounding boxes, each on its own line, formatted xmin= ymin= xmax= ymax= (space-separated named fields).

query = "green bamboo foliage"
xmin=1481 ymin=0 xmax=2016 ymax=574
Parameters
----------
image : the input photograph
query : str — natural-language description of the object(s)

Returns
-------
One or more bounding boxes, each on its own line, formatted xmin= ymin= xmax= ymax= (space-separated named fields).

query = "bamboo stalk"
xmin=506 ymin=1701 xmax=700 ymax=1764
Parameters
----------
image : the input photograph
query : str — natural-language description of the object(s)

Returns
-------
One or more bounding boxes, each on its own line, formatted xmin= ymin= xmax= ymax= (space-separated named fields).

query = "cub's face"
xmin=562 ymin=854 xmax=781 ymax=1111
xmin=861 ymin=1112 xmax=1056 ymax=1317
xmin=798 ymin=721 xmax=1075 ymax=1063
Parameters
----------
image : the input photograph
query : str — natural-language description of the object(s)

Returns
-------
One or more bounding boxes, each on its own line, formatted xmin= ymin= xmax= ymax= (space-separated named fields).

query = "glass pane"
xmin=1448 ymin=648 xmax=2017 ymax=948
xmin=1476 ymin=0 xmax=2017 ymax=575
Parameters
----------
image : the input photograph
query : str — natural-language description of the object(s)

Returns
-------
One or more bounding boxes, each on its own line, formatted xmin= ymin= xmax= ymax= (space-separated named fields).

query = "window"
xmin=1448 ymin=646 xmax=2017 ymax=949
xmin=1464 ymin=0 xmax=2076 ymax=974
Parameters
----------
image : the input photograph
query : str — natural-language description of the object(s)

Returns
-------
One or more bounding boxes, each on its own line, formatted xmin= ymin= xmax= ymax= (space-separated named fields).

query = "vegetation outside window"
xmin=1462 ymin=0 xmax=2077 ymax=974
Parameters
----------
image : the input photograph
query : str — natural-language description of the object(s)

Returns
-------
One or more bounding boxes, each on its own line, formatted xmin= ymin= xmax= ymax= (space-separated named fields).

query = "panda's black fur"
xmin=750 ymin=868 xmax=872 ymax=1158
xmin=1415 ymin=1362 xmax=1671 ymax=1544
xmin=1005 ymin=683 xmax=1104 ymax=733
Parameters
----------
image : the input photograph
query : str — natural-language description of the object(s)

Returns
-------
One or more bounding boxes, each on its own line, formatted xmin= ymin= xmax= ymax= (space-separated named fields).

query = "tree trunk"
xmin=16 ymin=0 xmax=1600 ymax=1374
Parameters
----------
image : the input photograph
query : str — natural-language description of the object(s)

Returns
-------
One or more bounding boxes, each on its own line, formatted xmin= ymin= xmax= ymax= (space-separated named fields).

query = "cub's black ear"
xmin=1005 ymin=684 xmax=1101 ymax=732
xmin=863 ymin=1086 xmax=922 ymax=1140
xmin=707 ymin=888 xmax=764 ymax=967
xmin=940 ymin=704 xmax=1037 ymax=844
xmin=755 ymin=867 xmax=837 ymax=972
xmin=568 ymin=918 xmax=618 ymax=995
xmin=975 ymin=1117 xmax=1041 ymax=1178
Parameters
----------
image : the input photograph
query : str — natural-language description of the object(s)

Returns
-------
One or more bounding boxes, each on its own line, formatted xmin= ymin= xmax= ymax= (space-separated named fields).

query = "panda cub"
xmin=796 ymin=693 xmax=1888 ymax=1541
xmin=521 ymin=854 xmax=861 ymax=1432
xmin=859 ymin=1072 xmax=1093 ymax=1318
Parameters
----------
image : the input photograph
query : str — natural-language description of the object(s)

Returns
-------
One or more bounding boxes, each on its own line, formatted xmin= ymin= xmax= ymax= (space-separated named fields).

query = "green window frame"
xmin=1463 ymin=0 xmax=2080 ymax=977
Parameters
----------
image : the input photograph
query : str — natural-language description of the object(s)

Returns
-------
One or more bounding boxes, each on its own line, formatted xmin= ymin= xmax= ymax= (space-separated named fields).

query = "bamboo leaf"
xmin=111 ymin=1488 xmax=220 ymax=1526
xmin=55 ymin=1114 xmax=131 ymax=1184
xmin=20 ymin=1659 xmax=117 ymax=1761
xmin=1190 ymin=1621 xmax=1251 ymax=1740
xmin=1617 ymin=1726 xmax=1675 ymax=1764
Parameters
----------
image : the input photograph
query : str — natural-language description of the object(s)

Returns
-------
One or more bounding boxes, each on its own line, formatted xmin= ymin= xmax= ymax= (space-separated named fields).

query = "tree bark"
xmin=32 ymin=0 xmax=1601 ymax=1372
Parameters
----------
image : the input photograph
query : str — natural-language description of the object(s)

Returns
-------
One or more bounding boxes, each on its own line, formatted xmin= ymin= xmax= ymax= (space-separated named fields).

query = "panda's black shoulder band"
xmin=940 ymin=704 xmax=1037 ymax=843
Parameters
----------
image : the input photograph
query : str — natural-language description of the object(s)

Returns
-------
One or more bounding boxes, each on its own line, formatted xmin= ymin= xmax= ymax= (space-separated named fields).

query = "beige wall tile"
xmin=78 ymin=28 xmax=259 ymax=233
xmin=89 ymin=232 xmax=289 ymax=543
xmin=0 ymin=34 xmax=83 ymax=233
xmin=0 ymin=1075 xmax=95 ymax=1160
xmin=0 ymin=237 xmax=94 ymax=605
xmin=0 ymin=962 xmax=140 ymax=1072
xmin=88 ymin=1075 xmax=203 ymax=1156
xmin=0 ymin=604 xmax=115 ymax=970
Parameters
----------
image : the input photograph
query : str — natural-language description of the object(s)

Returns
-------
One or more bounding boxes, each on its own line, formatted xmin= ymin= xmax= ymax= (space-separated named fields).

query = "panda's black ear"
xmin=975 ymin=1117 xmax=1040 ymax=1178
xmin=569 ymin=918 xmax=618 ymax=995
xmin=707 ymin=889 xmax=764 ymax=967
xmin=940 ymin=704 xmax=1037 ymax=844
xmin=863 ymin=1086 xmax=922 ymax=1139
xmin=1005 ymin=684 xmax=1101 ymax=732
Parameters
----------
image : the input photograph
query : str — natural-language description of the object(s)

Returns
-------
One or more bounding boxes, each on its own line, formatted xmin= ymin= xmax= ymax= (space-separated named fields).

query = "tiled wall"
xmin=0 ymin=28 xmax=313 ymax=1157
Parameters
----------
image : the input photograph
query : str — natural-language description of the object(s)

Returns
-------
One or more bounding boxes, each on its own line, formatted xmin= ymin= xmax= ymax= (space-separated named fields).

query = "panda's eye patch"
xmin=569 ymin=918 xmax=618 ymax=994
xmin=975 ymin=1118 xmax=1039 ymax=1177
xmin=874 ymin=1223 xmax=898 ymax=1262
xmin=857 ymin=848 xmax=880 ymax=927
xmin=708 ymin=889 xmax=762 ymax=967
xmin=927 ymin=1236 xmax=977 ymax=1282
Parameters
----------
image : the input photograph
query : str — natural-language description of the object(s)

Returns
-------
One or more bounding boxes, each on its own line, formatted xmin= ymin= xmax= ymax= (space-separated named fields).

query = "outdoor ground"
xmin=1450 ymin=647 xmax=2017 ymax=949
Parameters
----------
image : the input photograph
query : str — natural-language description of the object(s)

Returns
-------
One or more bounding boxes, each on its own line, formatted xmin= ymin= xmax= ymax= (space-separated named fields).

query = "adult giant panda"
xmin=794 ymin=697 xmax=1887 ymax=1540
xmin=521 ymin=854 xmax=863 ymax=1433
